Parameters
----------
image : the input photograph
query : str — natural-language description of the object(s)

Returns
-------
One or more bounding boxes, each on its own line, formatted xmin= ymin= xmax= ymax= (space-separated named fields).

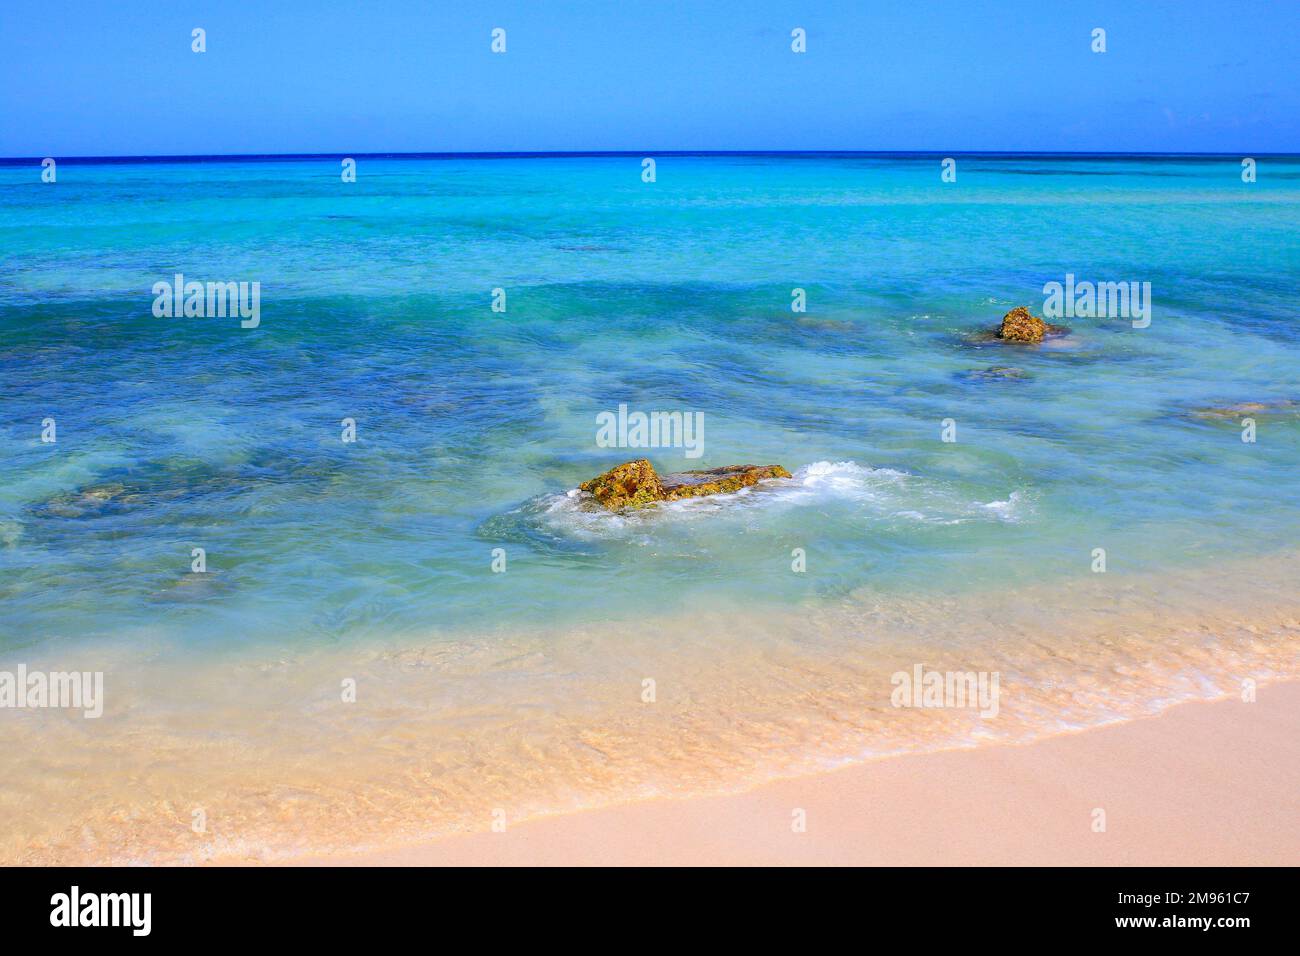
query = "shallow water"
xmin=0 ymin=154 xmax=1297 ymax=861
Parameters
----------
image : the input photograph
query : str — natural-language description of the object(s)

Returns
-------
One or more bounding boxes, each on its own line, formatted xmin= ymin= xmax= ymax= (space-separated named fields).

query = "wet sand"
xmin=302 ymin=681 xmax=1300 ymax=866
xmin=6 ymin=555 xmax=1297 ymax=865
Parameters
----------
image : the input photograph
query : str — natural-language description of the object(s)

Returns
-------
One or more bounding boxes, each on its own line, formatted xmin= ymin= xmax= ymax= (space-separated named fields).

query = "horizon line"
xmin=3 ymin=149 xmax=1297 ymax=166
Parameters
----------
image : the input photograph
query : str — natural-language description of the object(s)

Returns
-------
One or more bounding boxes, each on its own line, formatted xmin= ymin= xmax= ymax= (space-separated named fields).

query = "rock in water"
xmin=963 ymin=365 xmax=1030 ymax=381
xmin=579 ymin=459 xmax=791 ymax=511
xmin=578 ymin=458 xmax=665 ymax=510
xmin=1190 ymin=400 xmax=1299 ymax=421
xmin=997 ymin=306 xmax=1049 ymax=342
xmin=660 ymin=464 xmax=793 ymax=501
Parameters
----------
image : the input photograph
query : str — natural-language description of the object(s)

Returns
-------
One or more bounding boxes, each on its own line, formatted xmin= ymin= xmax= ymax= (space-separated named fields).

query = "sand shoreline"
xmin=6 ymin=557 xmax=1296 ymax=865
xmin=292 ymin=681 xmax=1300 ymax=866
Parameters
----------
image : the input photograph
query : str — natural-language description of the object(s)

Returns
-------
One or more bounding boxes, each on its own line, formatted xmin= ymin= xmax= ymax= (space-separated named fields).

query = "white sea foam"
xmin=778 ymin=461 xmax=1031 ymax=525
xmin=520 ymin=460 xmax=1029 ymax=540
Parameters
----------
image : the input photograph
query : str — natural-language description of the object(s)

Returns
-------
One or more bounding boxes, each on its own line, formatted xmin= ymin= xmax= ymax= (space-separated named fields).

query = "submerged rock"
xmin=35 ymin=482 xmax=133 ymax=518
xmin=150 ymin=572 xmax=233 ymax=603
xmin=30 ymin=464 xmax=251 ymax=521
xmin=1190 ymin=400 xmax=1298 ymax=421
xmin=962 ymin=365 xmax=1030 ymax=382
xmin=579 ymin=459 xmax=791 ymax=511
xmin=995 ymin=306 xmax=1068 ymax=343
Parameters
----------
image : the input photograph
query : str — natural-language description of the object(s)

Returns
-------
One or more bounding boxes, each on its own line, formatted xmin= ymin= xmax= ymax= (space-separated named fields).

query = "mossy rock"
xmin=995 ymin=306 xmax=1068 ymax=343
xmin=660 ymin=464 xmax=792 ymax=501
xmin=578 ymin=458 xmax=665 ymax=510
xmin=579 ymin=459 xmax=791 ymax=512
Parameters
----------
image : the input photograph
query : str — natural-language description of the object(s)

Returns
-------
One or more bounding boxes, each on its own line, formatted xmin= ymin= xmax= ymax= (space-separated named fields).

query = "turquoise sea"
xmin=1 ymin=154 xmax=1298 ymax=862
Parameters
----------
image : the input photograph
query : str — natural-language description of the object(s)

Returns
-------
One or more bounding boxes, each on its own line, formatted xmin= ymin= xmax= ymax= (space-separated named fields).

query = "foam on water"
xmin=479 ymin=460 xmax=1032 ymax=556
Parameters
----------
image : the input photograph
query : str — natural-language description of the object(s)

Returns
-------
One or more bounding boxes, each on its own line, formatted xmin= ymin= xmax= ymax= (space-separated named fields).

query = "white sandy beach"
xmin=6 ymin=564 xmax=1296 ymax=866
xmin=298 ymin=681 xmax=1300 ymax=866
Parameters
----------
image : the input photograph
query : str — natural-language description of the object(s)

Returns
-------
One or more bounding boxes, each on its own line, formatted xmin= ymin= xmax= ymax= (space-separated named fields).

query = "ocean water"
xmin=1 ymin=154 xmax=1298 ymax=862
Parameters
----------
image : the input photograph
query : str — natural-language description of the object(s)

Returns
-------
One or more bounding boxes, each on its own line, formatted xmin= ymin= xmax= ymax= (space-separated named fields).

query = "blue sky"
xmin=2 ymin=0 xmax=1296 ymax=156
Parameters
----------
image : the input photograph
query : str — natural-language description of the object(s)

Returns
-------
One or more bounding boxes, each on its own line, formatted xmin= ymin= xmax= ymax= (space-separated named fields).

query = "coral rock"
xmin=579 ymin=459 xmax=791 ymax=511
xmin=997 ymin=306 xmax=1049 ymax=343
xmin=578 ymin=458 xmax=665 ymax=510
xmin=660 ymin=464 xmax=792 ymax=501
